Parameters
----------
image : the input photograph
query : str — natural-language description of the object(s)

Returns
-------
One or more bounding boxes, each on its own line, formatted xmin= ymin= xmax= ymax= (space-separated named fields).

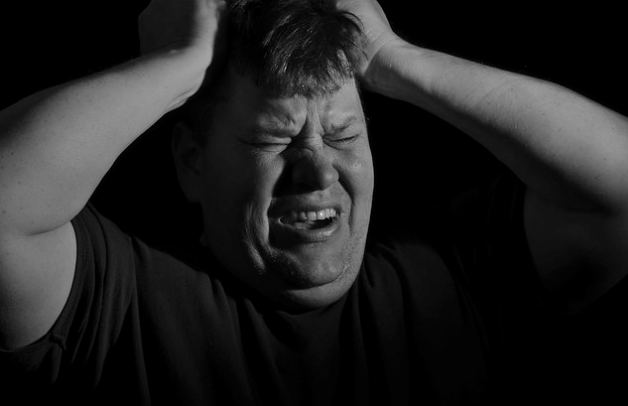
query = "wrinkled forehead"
xmin=219 ymin=69 xmax=366 ymax=133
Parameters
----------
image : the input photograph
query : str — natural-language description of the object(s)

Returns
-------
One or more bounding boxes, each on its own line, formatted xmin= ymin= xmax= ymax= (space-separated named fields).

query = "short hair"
xmin=174 ymin=0 xmax=364 ymax=141
xmin=228 ymin=0 xmax=362 ymax=95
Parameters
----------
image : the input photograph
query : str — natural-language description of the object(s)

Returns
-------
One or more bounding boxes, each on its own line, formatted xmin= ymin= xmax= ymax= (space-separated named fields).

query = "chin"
xmin=265 ymin=240 xmax=369 ymax=309
xmin=276 ymin=280 xmax=356 ymax=311
xmin=263 ymin=258 xmax=361 ymax=311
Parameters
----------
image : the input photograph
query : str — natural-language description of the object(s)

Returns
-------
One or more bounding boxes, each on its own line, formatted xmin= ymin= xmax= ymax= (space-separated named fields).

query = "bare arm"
xmin=339 ymin=0 xmax=628 ymax=309
xmin=0 ymin=0 xmax=225 ymax=349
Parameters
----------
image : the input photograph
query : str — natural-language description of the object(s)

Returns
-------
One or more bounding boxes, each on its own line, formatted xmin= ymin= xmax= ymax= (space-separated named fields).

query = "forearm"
xmin=0 ymin=48 xmax=209 ymax=236
xmin=368 ymin=40 xmax=628 ymax=212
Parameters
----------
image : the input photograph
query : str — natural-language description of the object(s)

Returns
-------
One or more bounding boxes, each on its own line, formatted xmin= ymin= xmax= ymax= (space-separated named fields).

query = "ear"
xmin=171 ymin=121 xmax=205 ymax=203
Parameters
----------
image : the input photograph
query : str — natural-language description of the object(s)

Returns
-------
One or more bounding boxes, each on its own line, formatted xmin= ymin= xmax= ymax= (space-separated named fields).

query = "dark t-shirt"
xmin=2 ymin=173 xmax=625 ymax=405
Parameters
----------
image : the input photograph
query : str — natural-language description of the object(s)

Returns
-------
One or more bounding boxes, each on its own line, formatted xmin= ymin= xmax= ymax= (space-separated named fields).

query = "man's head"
xmin=172 ymin=0 xmax=374 ymax=310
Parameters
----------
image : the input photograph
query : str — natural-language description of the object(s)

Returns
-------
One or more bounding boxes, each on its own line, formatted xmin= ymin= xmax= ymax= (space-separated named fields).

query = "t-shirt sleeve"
xmin=0 ymin=203 xmax=137 ymax=400
xmin=440 ymin=170 xmax=543 ymax=307
xmin=447 ymin=170 xmax=628 ymax=405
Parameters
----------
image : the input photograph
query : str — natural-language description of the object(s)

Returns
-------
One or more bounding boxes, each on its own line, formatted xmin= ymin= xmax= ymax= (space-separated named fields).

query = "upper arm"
xmin=0 ymin=222 xmax=76 ymax=349
xmin=524 ymin=189 xmax=628 ymax=311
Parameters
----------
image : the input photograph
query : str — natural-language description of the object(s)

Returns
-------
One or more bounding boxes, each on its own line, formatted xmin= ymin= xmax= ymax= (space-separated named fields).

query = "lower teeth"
xmin=289 ymin=218 xmax=332 ymax=229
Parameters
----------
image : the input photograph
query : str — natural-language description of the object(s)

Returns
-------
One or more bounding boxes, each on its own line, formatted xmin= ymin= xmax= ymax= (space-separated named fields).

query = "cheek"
xmin=204 ymin=142 xmax=279 ymax=203
xmin=205 ymin=151 xmax=285 ymax=232
xmin=201 ymin=153 xmax=285 ymax=269
xmin=339 ymin=145 xmax=375 ymax=202
xmin=239 ymin=159 xmax=287 ymax=265
xmin=340 ymin=146 xmax=375 ymax=235
xmin=243 ymin=156 xmax=286 ymax=211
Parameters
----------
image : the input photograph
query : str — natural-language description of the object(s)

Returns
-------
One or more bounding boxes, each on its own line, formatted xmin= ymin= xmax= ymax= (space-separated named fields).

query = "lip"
xmin=268 ymin=202 xmax=344 ymax=245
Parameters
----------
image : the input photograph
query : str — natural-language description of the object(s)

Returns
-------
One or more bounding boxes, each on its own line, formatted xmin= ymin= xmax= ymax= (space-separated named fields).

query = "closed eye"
xmin=324 ymin=134 xmax=360 ymax=146
xmin=238 ymin=139 xmax=291 ymax=153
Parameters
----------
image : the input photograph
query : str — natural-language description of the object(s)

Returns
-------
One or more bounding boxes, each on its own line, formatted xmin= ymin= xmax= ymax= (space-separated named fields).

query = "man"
xmin=1 ymin=0 xmax=627 ymax=404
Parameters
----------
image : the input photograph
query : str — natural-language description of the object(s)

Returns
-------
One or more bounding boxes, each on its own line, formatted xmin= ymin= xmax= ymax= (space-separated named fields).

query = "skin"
xmin=0 ymin=0 xmax=225 ymax=349
xmin=176 ymin=70 xmax=374 ymax=310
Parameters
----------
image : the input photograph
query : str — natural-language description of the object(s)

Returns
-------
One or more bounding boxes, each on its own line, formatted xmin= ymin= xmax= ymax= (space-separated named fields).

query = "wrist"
xmin=137 ymin=46 xmax=214 ymax=113
xmin=361 ymin=38 xmax=416 ymax=97
xmin=361 ymin=39 xmax=433 ymax=107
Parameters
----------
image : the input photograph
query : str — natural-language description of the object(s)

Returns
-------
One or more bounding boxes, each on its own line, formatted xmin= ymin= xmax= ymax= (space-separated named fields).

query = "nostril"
xmin=291 ymin=155 xmax=339 ymax=191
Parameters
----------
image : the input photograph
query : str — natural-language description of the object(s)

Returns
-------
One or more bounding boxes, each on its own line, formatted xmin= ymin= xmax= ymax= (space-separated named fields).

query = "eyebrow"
xmin=249 ymin=116 xmax=364 ymax=139
xmin=326 ymin=116 xmax=363 ymax=136
xmin=249 ymin=122 xmax=297 ymax=139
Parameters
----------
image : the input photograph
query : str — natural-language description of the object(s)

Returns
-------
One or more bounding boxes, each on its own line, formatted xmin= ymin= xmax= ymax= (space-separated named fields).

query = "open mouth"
xmin=279 ymin=208 xmax=338 ymax=230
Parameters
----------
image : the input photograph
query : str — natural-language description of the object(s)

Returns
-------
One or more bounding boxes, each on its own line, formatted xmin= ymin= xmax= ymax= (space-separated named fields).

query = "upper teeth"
xmin=283 ymin=208 xmax=337 ymax=223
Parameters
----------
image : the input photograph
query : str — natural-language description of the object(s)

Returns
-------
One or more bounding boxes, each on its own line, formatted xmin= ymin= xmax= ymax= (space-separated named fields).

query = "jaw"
xmin=256 ymin=248 xmax=363 ymax=310
xmin=275 ymin=272 xmax=359 ymax=310
xmin=245 ymin=226 xmax=367 ymax=310
xmin=263 ymin=205 xmax=353 ymax=284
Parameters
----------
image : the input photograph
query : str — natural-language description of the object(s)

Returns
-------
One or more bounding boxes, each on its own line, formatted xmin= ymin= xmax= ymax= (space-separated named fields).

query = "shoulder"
xmin=73 ymin=203 xmax=206 ymax=290
xmin=361 ymin=171 xmax=539 ymax=308
xmin=364 ymin=171 xmax=530 ymax=275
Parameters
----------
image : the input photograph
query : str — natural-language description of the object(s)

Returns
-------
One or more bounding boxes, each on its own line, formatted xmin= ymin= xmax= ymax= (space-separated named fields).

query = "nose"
xmin=291 ymin=149 xmax=339 ymax=192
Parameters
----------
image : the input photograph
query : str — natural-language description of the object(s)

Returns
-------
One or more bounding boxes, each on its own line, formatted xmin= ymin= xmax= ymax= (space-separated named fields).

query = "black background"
xmin=2 ymin=2 xmax=626 ymax=244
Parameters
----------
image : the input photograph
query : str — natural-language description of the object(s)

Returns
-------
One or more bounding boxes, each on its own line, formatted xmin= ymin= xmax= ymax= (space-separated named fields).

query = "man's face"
xmin=194 ymin=72 xmax=374 ymax=309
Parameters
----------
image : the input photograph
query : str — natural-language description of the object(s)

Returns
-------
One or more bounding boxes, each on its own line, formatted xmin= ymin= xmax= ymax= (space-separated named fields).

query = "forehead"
xmin=217 ymin=70 xmax=366 ymax=134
